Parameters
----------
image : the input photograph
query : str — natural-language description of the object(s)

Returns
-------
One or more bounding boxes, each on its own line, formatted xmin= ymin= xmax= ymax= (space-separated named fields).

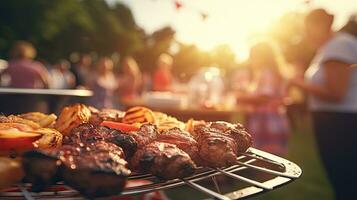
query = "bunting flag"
xmin=200 ymin=12 xmax=208 ymax=21
xmin=174 ymin=0 xmax=183 ymax=10
xmin=171 ymin=0 xmax=208 ymax=21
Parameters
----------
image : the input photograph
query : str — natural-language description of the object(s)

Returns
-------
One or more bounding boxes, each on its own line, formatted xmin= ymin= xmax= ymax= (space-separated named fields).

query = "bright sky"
xmin=108 ymin=0 xmax=357 ymax=60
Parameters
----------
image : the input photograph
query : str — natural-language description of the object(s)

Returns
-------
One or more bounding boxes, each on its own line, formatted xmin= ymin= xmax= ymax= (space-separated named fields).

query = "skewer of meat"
xmin=65 ymin=123 xmax=197 ymax=180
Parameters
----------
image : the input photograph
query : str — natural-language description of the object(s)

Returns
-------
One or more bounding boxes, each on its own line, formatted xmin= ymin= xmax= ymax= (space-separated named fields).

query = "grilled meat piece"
xmin=61 ymin=142 xmax=129 ymax=197
xmin=23 ymin=141 xmax=130 ymax=197
xmin=89 ymin=107 xmax=125 ymax=125
xmin=157 ymin=128 xmax=201 ymax=165
xmin=131 ymin=141 xmax=196 ymax=179
xmin=66 ymin=123 xmax=137 ymax=159
xmin=193 ymin=121 xmax=252 ymax=167
xmin=22 ymin=151 xmax=61 ymax=192
xmin=209 ymin=121 xmax=252 ymax=153
xmin=129 ymin=124 xmax=158 ymax=147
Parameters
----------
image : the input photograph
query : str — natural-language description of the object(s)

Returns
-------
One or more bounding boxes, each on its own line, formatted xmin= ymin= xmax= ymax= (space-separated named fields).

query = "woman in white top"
xmin=291 ymin=9 xmax=357 ymax=200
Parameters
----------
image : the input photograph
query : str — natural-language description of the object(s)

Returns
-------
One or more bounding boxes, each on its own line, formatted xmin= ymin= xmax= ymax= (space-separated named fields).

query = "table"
xmin=0 ymin=88 xmax=93 ymax=114
xmin=120 ymin=98 xmax=246 ymax=122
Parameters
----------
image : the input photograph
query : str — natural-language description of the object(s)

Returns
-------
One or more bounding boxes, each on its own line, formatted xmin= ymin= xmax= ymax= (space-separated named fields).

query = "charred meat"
xmin=128 ymin=124 xmax=158 ymax=147
xmin=89 ymin=107 xmax=125 ymax=125
xmin=65 ymin=123 xmax=137 ymax=159
xmin=61 ymin=142 xmax=129 ymax=197
xmin=156 ymin=128 xmax=201 ymax=165
xmin=131 ymin=141 xmax=196 ymax=179
xmin=22 ymin=141 xmax=130 ymax=197
xmin=193 ymin=121 xmax=252 ymax=167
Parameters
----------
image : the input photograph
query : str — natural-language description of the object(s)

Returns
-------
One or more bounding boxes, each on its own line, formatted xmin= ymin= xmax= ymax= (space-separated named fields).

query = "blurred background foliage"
xmin=0 ymin=0 xmax=317 ymax=74
xmin=0 ymin=0 xmax=356 ymax=75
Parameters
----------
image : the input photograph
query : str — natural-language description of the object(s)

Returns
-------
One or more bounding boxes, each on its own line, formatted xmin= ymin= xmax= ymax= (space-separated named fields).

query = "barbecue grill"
xmin=0 ymin=148 xmax=302 ymax=200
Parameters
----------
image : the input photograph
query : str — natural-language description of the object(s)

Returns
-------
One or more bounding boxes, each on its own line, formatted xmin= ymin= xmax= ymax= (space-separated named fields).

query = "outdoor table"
xmin=0 ymin=88 xmax=93 ymax=114
xmin=120 ymin=98 xmax=246 ymax=122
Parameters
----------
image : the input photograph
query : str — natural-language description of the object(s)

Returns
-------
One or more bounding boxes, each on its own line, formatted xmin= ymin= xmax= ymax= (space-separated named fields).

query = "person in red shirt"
xmin=152 ymin=53 xmax=173 ymax=92
xmin=2 ymin=41 xmax=50 ymax=88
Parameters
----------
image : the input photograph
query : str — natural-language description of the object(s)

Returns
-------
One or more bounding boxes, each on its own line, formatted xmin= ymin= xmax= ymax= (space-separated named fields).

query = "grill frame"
xmin=0 ymin=148 xmax=302 ymax=200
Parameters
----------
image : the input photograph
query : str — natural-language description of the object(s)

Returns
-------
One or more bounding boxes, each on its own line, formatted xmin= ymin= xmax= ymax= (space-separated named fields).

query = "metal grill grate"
xmin=0 ymin=148 xmax=302 ymax=200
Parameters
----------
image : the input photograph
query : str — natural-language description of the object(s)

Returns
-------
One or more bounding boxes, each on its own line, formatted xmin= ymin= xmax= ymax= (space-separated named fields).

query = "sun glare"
xmin=118 ymin=0 xmax=357 ymax=60
xmin=170 ymin=0 xmax=297 ymax=60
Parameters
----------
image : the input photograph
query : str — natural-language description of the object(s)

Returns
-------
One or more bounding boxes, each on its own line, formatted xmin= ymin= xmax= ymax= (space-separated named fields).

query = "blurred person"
xmin=49 ymin=59 xmax=75 ymax=89
xmin=152 ymin=53 xmax=173 ymax=92
xmin=87 ymin=57 xmax=118 ymax=109
xmin=0 ymin=59 xmax=8 ymax=86
xmin=230 ymin=66 xmax=251 ymax=93
xmin=1 ymin=41 xmax=50 ymax=88
xmin=236 ymin=42 xmax=290 ymax=156
xmin=290 ymin=9 xmax=357 ymax=199
xmin=72 ymin=54 xmax=92 ymax=87
xmin=118 ymin=57 xmax=142 ymax=100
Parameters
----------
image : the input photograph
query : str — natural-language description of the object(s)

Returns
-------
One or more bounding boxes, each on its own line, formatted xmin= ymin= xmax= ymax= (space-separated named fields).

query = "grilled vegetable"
xmin=100 ymin=121 xmax=140 ymax=132
xmin=54 ymin=104 xmax=91 ymax=135
xmin=19 ymin=112 xmax=57 ymax=128
xmin=123 ymin=106 xmax=156 ymax=124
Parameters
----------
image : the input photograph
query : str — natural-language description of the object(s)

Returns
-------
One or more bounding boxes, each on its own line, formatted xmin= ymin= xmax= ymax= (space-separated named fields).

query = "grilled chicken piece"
xmin=193 ymin=121 xmax=252 ymax=167
xmin=23 ymin=141 xmax=130 ymax=197
xmin=157 ymin=128 xmax=201 ymax=165
xmin=89 ymin=107 xmax=125 ymax=125
xmin=66 ymin=123 xmax=137 ymax=159
xmin=122 ymin=106 xmax=156 ymax=124
xmin=54 ymin=104 xmax=91 ymax=135
xmin=131 ymin=141 xmax=196 ymax=179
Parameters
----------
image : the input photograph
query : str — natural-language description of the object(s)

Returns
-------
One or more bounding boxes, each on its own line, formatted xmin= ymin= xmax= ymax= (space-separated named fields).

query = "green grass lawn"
xmin=165 ymin=114 xmax=334 ymax=200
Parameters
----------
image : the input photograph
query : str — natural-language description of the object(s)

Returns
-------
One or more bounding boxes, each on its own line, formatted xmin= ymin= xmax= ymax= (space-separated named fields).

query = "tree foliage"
xmin=0 ymin=0 xmax=142 ymax=62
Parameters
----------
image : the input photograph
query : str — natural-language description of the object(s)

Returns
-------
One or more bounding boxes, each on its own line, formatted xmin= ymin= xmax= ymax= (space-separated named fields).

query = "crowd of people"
xmin=0 ymin=8 xmax=357 ymax=199
xmin=0 ymin=41 xmax=177 ymax=109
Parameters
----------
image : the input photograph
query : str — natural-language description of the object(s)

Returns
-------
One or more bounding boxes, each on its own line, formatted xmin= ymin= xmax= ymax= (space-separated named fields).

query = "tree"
xmin=0 ymin=0 xmax=143 ymax=62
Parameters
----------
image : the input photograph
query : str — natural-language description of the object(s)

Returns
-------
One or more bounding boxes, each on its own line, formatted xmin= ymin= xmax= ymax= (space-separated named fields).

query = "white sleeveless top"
xmin=305 ymin=32 xmax=357 ymax=112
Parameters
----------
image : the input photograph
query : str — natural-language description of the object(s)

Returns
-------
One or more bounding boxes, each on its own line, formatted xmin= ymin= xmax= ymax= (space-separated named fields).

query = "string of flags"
xmin=151 ymin=0 xmax=208 ymax=21
xmin=173 ymin=0 xmax=208 ymax=21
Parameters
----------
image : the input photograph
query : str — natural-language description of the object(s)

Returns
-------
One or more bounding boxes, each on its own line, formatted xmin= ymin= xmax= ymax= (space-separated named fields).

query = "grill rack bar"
xmin=1 ymin=148 xmax=302 ymax=200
